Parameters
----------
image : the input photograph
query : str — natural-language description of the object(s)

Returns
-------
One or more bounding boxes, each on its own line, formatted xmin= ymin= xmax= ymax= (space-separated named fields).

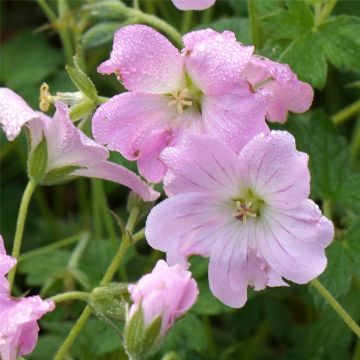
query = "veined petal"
xmin=0 ymin=236 xmax=16 ymax=293
xmin=161 ymin=135 xmax=243 ymax=197
xmin=183 ymin=29 xmax=253 ymax=95
xmin=92 ymin=92 xmax=174 ymax=160
xmin=202 ymin=82 xmax=270 ymax=153
xmin=74 ymin=161 xmax=159 ymax=201
xmin=245 ymin=56 xmax=314 ymax=123
xmin=172 ymin=0 xmax=216 ymax=10
xmin=28 ymin=101 xmax=108 ymax=171
xmin=146 ymin=193 xmax=230 ymax=266
xmin=239 ymin=131 xmax=310 ymax=209
xmin=98 ymin=25 xmax=184 ymax=94
xmin=258 ymin=200 xmax=334 ymax=284
xmin=0 ymin=88 xmax=39 ymax=141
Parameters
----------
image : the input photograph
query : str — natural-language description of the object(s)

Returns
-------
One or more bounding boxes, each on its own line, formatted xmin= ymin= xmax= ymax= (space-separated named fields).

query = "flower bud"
xmin=124 ymin=260 xmax=198 ymax=359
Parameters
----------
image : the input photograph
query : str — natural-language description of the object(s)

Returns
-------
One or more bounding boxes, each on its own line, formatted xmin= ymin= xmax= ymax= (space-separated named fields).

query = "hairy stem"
xmin=311 ymin=279 xmax=360 ymax=338
xmin=49 ymin=291 xmax=90 ymax=304
xmin=54 ymin=207 xmax=140 ymax=359
xmin=8 ymin=179 xmax=37 ymax=291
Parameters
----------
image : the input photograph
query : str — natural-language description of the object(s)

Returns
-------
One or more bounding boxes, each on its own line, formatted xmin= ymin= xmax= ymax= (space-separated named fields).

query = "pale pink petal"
xmin=171 ymin=0 xmax=216 ymax=10
xmin=92 ymin=92 xmax=174 ymax=160
xmin=146 ymin=193 xmax=230 ymax=266
xmin=137 ymin=129 xmax=175 ymax=183
xmin=239 ymin=131 xmax=310 ymax=209
xmin=128 ymin=260 xmax=198 ymax=335
xmin=258 ymin=200 xmax=334 ymax=284
xmin=74 ymin=161 xmax=159 ymax=201
xmin=98 ymin=25 xmax=184 ymax=94
xmin=0 ymin=296 xmax=54 ymax=360
xmin=183 ymin=30 xmax=254 ymax=94
xmin=0 ymin=88 xmax=39 ymax=141
xmin=0 ymin=236 xmax=16 ymax=281
xmin=202 ymin=83 xmax=270 ymax=153
xmin=244 ymin=56 xmax=314 ymax=123
xmin=27 ymin=101 xmax=109 ymax=171
xmin=161 ymin=135 xmax=243 ymax=197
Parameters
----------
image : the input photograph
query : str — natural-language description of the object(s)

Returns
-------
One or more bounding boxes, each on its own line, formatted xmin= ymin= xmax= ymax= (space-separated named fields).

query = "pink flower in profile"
xmin=0 ymin=88 xmax=159 ymax=201
xmin=171 ymin=0 xmax=216 ymax=10
xmin=0 ymin=235 xmax=54 ymax=360
xmin=244 ymin=55 xmax=314 ymax=123
xmin=145 ymin=133 xmax=334 ymax=308
xmin=92 ymin=25 xmax=270 ymax=183
xmin=127 ymin=259 xmax=198 ymax=336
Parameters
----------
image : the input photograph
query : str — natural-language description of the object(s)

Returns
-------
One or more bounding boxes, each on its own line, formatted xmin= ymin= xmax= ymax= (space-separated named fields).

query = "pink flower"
xmin=127 ymin=260 xmax=198 ymax=335
xmin=0 ymin=88 xmax=159 ymax=201
xmin=0 ymin=235 xmax=54 ymax=360
xmin=171 ymin=0 xmax=216 ymax=10
xmin=145 ymin=133 xmax=334 ymax=308
xmin=244 ymin=55 xmax=314 ymax=123
xmin=92 ymin=25 xmax=270 ymax=183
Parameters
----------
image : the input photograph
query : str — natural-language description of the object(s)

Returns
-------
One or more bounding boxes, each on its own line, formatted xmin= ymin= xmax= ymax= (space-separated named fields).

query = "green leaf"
xmin=279 ymin=32 xmax=327 ymax=89
xmin=66 ymin=60 xmax=97 ymax=100
xmin=334 ymin=172 xmax=360 ymax=212
xmin=208 ymin=17 xmax=251 ymax=45
xmin=27 ymin=136 xmax=48 ymax=182
xmin=318 ymin=16 xmax=360 ymax=71
xmin=0 ymin=31 xmax=63 ymax=90
xmin=163 ymin=314 xmax=208 ymax=354
xmin=283 ymin=111 xmax=350 ymax=200
xmin=82 ymin=22 xmax=122 ymax=49
xmin=192 ymin=281 xmax=234 ymax=316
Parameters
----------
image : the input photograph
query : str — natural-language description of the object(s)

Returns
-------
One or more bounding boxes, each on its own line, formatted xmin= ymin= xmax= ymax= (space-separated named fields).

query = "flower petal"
xmin=146 ymin=193 xmax=229 ymax=266
xmin=161 ymin=135 xmax=243 ymax=197
xmin=74 ymin=161 xmax=159 ymax=201
xmin=92 ymin=92 xmax=174 ymax=160
xmin=28 ymin=101 xmax=108 ymax=171
xmin=202 ymin=82 xmax=270 ymax=153
xmin=245 ymin=56 xmax=314 ymax=123
xmin=171 ymin=0 xmax=216 ymax=10
xmin=258 ymin=200 xmax=334 ymax=284
xmin=98 ymin=25 xmax=184 ymax=94
xmin=239 ymin=131 xmax=310 ymax=209
xmin=137 ymin=129 xmax=175 ymax=183
xmin=183 ymin=30 xmax=253 ymax=94
xmin=0 ymin=88 xmax=39 ymax=141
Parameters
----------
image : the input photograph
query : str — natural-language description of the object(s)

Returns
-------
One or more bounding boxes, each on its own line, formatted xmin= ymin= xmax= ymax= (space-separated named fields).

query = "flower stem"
xmin=311 ymin=279 xmax=360 ymax=338
xmin=181 ymin=10 xmax=193 ymax=34
xmin=117 ymin=2 xmax=182 ymax=46
xmin=54 ymin=207 xmax=140 ymax=359
xmin=19 ymin=232 xmax=89 ymax=263
xmin=49 ymin=291 xmax=90 ymax=304
xmin=8 ymin=178 xmax=37 ymax=291
xmin=332 ymin=98 xmax=360 ymax=125
xmin=351 ymin=117 xmax=360 ymax=163
xmin=247 ymin=0 xmax=261 ymax=49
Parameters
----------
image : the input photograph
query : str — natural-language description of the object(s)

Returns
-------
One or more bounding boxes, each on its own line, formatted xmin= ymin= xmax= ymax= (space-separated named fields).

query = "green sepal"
xmin=27 ymin=136 xmax=48 ymax=183
xmin=42 ymin=165 xmax=83 ymax=186
xmin=66 ymin=57 xmax=97 ymax=101
xmin=69 ymin=99 xmax=96 ymax=122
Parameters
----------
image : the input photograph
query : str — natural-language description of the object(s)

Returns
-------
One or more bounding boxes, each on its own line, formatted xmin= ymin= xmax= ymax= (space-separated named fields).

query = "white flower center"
xmin=168 ymin=88 xmax=193 ymax=114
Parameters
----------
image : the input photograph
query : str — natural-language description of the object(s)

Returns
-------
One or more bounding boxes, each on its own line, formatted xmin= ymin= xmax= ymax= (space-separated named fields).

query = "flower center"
xmin=168 ymin=88 xmax=193 ymax=114
xmin=233 ymin=189 xmax=264 ymax=222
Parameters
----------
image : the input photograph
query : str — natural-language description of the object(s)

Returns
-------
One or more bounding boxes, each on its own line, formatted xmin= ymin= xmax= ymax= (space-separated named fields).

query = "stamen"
xmin=168 ymin=88 xmax=193 ymax=114
xmin=39 ymin=82 xmax=52 ymax=112
xmin=233 ymin=200 xmax=257 ymax=223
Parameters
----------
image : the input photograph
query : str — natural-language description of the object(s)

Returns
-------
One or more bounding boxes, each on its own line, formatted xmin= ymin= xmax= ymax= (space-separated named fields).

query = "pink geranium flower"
xmin=128 ymin=259 xmax=198 ymax=335
xmin=244 ymin=55 xmax=314 ymax=123
xmin=171 ymin=0 xmax=216 ymax=10
xmin=145 ymin=133 xmax=334 ymax=308
xmin=0 ymin=235 xmax=54 ymax=360
xmin=92 ymin=25 xmax=270 ymax=183
xmin=0 ymin=88 xmax=159 ymax=201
